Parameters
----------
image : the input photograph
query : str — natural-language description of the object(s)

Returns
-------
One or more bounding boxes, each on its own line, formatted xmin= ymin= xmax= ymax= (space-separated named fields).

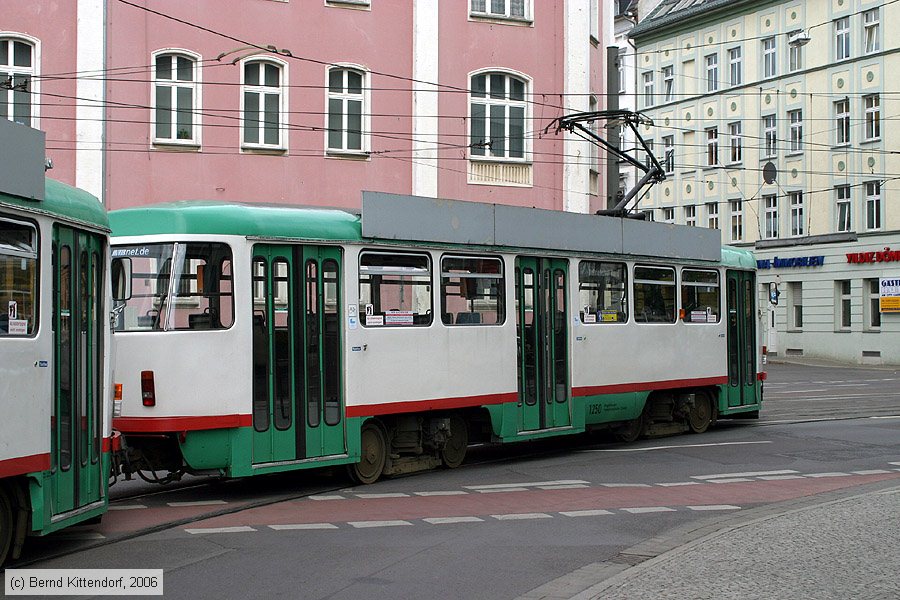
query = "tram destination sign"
xmin=880 ymin=278 xmax=900 ymax=313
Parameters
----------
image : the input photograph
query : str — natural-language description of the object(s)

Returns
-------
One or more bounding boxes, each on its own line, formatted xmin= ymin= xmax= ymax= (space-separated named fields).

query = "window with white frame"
xmin=327 ymin=66 xmax=367 ymax=153
xmin=706 ymin=127 xmax=718 ymax=166
xmin=864 ymin=9 xmax=880 ymax=54
xmin=864 ymin=278 xmax=881 ymax=330
xmin=662 ymin=66 xmax=674 ymax=102
xmin=705 ymin=54 xmax=718 ymax=92
xmin=0 ymin=37 xmax=36 ymax=126
xmin=788 ymin=109 xmax=802 ymax=153
xmin=790 ymin=191 xmax=804 ymax=236
xmin=706 ymin=202 xmax=719 ymax=229
xmin=762 ymin=37 xmax=776 ymax=78
xmin=642 ymin=71 xmax=654 ymax=107
xmin=865 ymin=181 xmax=881 ymax=230
xmin=764 ymin=194 xmax=778 ymax=239
xmin=836 ymin=185 xmax=852 ymax=232
xmin=662 ymin=135 xmax=674 ymax=174
xmin=788 ymin=281 xmax=803 ymax=330
xmin=789 ymin=32 xmax=803 ymax=71
xmin=763 ymin=114 xmax=777 ymax=158
xmin=590 ymin=0 xmax=599 ymax=40
xmin=685 ymin=205 xmax=696 ymax=227
xmin=644 ymin=140 xmax=654 ymax=169
xmin=469 ymin=71 xmax=527 ymax=161
xmin=835 ymin=280 xmax=852 ymax=330
xmin=834 ymin=99 xmax=850 ymax=146
xmin=864 ymin=94 xmax=880 ymax=141
xmin=835 ymin=17 xmax=850 ymax=60
xmin=617 ymin=49 xmax=626 ymax=94
xmin=589 ymin=96 xmax=599 ymax=195
xmin=242 ymin=59 xmax=285 ymax=149
xmin=728 ymin=122 xmax=742 ymax=164
xmin=730 ymin=200 xmax=743 ymax=241
xmin=662 ymin=207 xmax=674 ymax=223
xmin=728 ymin=47 xmax=742 ymax=86
xmin=470 ymin=0 xmax=529 ymax=20
xmin=153 ymin=52 xmax=199 ymax=144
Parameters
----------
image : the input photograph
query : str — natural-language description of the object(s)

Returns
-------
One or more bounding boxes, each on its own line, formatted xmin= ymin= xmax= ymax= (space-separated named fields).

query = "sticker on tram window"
xmin=366 ymin=315 xmax=384 ymax=326
xmin=8 ymin=319 xmax=28 ymax=335
xmin=384 ymin=311 xmax=414 ymax=325
xmin=600 ymin=310 xmax=619 ymax=322
xmin=111 ymin=246 xmax=151 ymax=257
xmin=583 ymin=313 xmax=597 ymax=323
xmin=8 ymin=301 xmax=16 ymax=320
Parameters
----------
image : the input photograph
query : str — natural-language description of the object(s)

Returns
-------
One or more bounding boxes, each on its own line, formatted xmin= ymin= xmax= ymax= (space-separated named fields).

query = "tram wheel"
xmin=615 ymin=412 xmax=645 ymax=443
xmin=440 ymin=415 xmax=468 ymax=469
xmin=348 ymin=421 xmax=387 ymax=485
xmin=0 ymin=486 xmax=15 ymax=566
xmin=688 ymin=392 xmax=712 ymax=434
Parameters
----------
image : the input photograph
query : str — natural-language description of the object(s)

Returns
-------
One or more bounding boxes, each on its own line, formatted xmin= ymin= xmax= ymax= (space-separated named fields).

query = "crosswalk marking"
xmin=268 ymin=523 xmax=338 ymax=530
xmin=621 ymin=507 xmax=676 ymax=514
xmin=492 ymin=513 xmax=553 ymax=520
xmin=185 ymin=526 xmax=255 ymax=535
xmin=423 ymin=516 xmax=485 ymax=524
xmin=348 ymin=520 xmax=413 ymax=528
xmin=559 ymin=509 xmax=613 ymax=517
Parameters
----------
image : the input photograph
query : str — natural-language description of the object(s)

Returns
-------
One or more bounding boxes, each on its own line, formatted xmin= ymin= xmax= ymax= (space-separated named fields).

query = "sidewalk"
xmin=519 ymin=479 xmax=900 ymax=600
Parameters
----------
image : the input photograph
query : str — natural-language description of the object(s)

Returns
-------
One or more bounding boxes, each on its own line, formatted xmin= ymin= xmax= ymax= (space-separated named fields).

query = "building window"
xmin=662 ymin=135 xmax=674 ymax=174
xmin=728 ymin=122 xmax=742 ymax=164
xmin=617 ymin=49 xmax=626 ymax=94
xmin=359 ymin=252 xmax=432 ymax=327
xmin=706 ymin=127 xmax=718 ymax=166
xmin=788 ymin=109 xmax=802 ymax=153
xmin=788 ymin=281 xmax=803 ymax=330
xmin=578 ymin=261 xmax=627 ymax=324
xmin=0 ymin=37 xmax=36 ymax=126
xmin=153 ymin=52 xmax=199 ymax=144
xmin=440 ymin=256 xmax=504 ymax=326
xmin=327 ymin=66 xmax=368 ymax=153
xmin=864 ymin=279 xmax=881 ymax=331
xmin=642 ymin=71 xmax=654 ymax=107
xmin=789 ymin=32 xmax=803 ymax=71
xmin=836 ymin=280 xmax=852 ymax=330
xmin=681 ymin=269 xmax=719 ymax=323
xmin=590 ymin=0 xmax=599 ymax=40
xmin=864 ymin=9 xmax=880 ymax=54
xmin=469 ymin=72 xmax=528 ymax=161
xmin=865 ymin=181 xmax=881 ymax=231
xmin=661 ymin=66 xmax=674 ymax=102
xmin=634 ymin=265 xmax=676 ymax=323
xmin=728 ymin=47 xmax=742 ymax=86
xmin=470 ymin=0 xmax=529 ymax=20
xmin=763 ymin=115 xmax=777 ymax=158
xmin=762 ymin=37 xmax=776 ymax=78
xmin=836 ymin=185 xmax=852 ymax=232
xmin=764 ymin=194 xmax=778 ymax=239
xmin=706 ymin=202 xmax=719 ymax=230
xmin=705 ymin=54 xmax=718 ymax=92
xmin=242 ymin=59 xmax=286 ymax=149
xmin=790 ymin=191 xmax=804 ymax=236
xmin=662 ymin=207 xmax=674 ymax=223
xmin=835 ymin=17 xmax=850 ymax=60
xmin=730 ymin=200 xmax=743 ymax=242
xmin=685 ymin=205 xmax=696 ymax=227
xmin=589 ymin=96 xmax=599 ymax=195
xmin=644 ymin=140 xmax=654 ymax=169
xmin=864 ymin=94 xmax=880 ymax=141
xmin=834 ymin=99 xmax=850 ymax=146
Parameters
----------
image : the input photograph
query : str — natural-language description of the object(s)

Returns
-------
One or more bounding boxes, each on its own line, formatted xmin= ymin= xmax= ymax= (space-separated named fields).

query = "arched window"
xmin=469 ymin=71 xmax=527 ymax=161
xmin=153 ymin=51 xmax=200 ymax=144
xmin=327 ymin=66 xmax=368 ymax=153
xmin=242 ymin=59 xmax=286 ymax=149
xmin=0 ymin=36 xmax=36 ymax=126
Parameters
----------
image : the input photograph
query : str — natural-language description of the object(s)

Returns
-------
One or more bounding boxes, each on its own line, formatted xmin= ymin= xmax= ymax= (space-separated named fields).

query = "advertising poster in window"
xmin=879 ymin=277 xmax=900 ymax=313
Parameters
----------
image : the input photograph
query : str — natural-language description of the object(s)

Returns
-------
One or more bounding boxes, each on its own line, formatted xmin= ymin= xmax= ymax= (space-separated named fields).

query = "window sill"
xmin=863 ymin=328 xmax=881 ymax=334
xmin=860 ymin=138 xmax=882 ymax=145
xmin=702 ymin=164 xmax=720 ymax=171
xmin=785 ymin=151 xmax=803 ymax=158
xmin=241 ymin=146 xmax=287 ymax=156
xmin=469 ymin=13 xmax=533 ymax=26
xmin=834 ymin=328 xmax=851 ymax=333
xmin=760 ymin=155 xmax=776 ymax=162
xmin=326 ymin=149 xmax=370 ymax=160
xmin=832 ymin=143 xmax=851 ymax=150
xmin=152 ymin=141 xmax=200 ymax=152
xmin=326 ymin=0 xmax=370 ymax=8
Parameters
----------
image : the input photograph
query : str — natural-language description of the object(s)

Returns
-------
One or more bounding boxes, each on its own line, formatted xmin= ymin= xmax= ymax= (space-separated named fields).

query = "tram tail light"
xmin=141 ymin=371 xmax=157 ymax=407
xmin=113 ymin=383 xmax=123 ymax=417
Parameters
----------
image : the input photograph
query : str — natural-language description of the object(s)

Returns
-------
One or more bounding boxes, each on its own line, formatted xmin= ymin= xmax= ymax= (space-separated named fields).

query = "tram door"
xmin=514 ymin=257 xmax=571 ymax=432
xmin=725 ymin=270 xmax=758 ymax=407
xmin=251 ymin=245 xmax=345 ymax=465
xmin=52 ymin=226 xmax=105 ymax=515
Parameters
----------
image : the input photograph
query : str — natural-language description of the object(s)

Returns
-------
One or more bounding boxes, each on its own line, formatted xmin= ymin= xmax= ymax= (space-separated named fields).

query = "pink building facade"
xmin=4 ymin=0 xmax=610 ymax=213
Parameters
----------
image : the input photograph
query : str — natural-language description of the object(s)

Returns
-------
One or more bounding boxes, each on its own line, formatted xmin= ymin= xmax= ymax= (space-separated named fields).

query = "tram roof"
xmin=0 ymin=178 xmax=108 ymax=230
xmin=721 ymin=245 xmax=757 ymax=269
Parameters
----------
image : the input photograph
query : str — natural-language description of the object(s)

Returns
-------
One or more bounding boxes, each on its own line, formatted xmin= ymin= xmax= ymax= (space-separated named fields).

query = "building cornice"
xmin=630 ymin=0 xmax=784 ymax=42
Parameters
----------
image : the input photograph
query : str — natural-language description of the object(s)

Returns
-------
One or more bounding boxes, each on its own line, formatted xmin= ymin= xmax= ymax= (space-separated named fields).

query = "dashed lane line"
xmin=422 ymin=516 xmax=485 ymax=524
xmin=691 ymin=470 xmax=799 ymax=480
xmin=583 ymin=441 xmax=772 ymax=453
xmin=413 ymin=491 xmax=469 ymax=497
xmin=185 ymin=526 xmax=256 ymax=535
xmin=687 ymin=505 xmax=741 ymax=511
xmin=309 ymin=495 xmax=346 ymax=501
xmin=353 ymin=493 xmax=409 ymax=499
xmin=621 ymin=507 xmax=677 ymax=514
xmin=167 ymin=500 xmax=228 ymax=507
xmin=492 ymin=513 xmax=554 ymax=520
xmin=560 ymin=510 xmax=614 ymax=517
xmin=348 ymin=520 xmax=413 ymax=528
xmin=709 ymin=478 xmax=754 ymax=483
xmin=268 ymin=523 xmax=339 ymax=530
xmin=108 ymin=504 xmax=148 ymax=511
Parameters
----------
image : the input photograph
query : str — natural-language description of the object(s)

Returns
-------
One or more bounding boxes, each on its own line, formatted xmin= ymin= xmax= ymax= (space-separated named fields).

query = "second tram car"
xmin=109 ymin=193 xmax=763 ymax=485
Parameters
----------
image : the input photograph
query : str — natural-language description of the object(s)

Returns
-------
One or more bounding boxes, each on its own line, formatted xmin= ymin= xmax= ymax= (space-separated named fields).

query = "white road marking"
xmin=185 ymin=526 xmax=255 ymax=535
xmin=804 ymin=472 xmax=851 ymax=478
xmin=55 ymin=532 xmax=106 ymax=540
xmin=559 ymin=510 xmax=613 ymax=517
xmin=584 ymin=441 xmax=772 ymax=453
xmin=656 ymin=482 xmax=702 ymax=487
xmin=871 ymin=416 xmax=900 ymax=420
xmin=766 ymin=388 xmax=828 ymax=394
xmin=268 ymin=523 xmax=339 ymax=530
xmin=890 ymin=462 xmax=900 ymax=466
xmin=465 ymin=480 xmax=589 ymax=490
xmin=851 ymin=470 xmax=892 ymax=475
xmin=692 ymin=470 xmax=799 ymax=480
xmin=423 ymin=516 xmax=484 ymax=524
xmin=709 ymin=478 xmax=753 ymax=483
xmin=348 ymin=520 xmax=413 ymax=528
xmin=108 ymin=504 xmax=147 ymax=510
xmin=168 ymin=500 xmax=228 ymax=507
xmin=492 ymin=513 xmax=553 ymax=520
xmin=621 ymin=507 xmax=676 ymax=514
xmin=354 ymin=493 xmax=409 ymax=499
xmin=601 ymin=483 xmax=652 ymax=488
xmin=688 ymin=505 xmax=741 ymax=511
xmin=758 ymin=475 xmax=805 ymax=480
xmin=414 ymin=491 xmax=469 ymax=497
xmin=537 ymin=484 xmax=591 ymax=490
xmin=309 ymin=495 xmax=346 ymax=501
xmin=476 ymin=487 xmax=528 ymax=493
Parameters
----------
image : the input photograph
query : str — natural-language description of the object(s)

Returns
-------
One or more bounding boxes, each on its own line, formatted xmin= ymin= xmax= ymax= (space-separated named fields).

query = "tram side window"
xmin=633 ymin=265 xmax=676 ymax=323
xmin=111 ymin=242 xmax=234 ymax=331
xmin=681 ymin=269 xmax=720 ymax=323
xmin=0 ymin=218 xmax=37 ymax=336
xmin=578 ymin=260 xmax=627 ymax=323
xmin=359 ymin=251 xmax=432 ymax=326
xmin=440 ymin=256 xmax=504 ymax=326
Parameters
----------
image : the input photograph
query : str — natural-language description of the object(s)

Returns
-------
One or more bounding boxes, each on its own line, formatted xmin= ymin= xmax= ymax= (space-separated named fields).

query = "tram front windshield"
xmin=111 ymin=242 xmax=233 ymax=331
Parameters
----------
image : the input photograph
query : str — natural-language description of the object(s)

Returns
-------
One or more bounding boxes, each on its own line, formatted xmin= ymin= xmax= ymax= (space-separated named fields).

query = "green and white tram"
xmin=0 ymin=121 xmax=112 ymax=564
xmin=109 ymin=192 xmax=763 ymax=485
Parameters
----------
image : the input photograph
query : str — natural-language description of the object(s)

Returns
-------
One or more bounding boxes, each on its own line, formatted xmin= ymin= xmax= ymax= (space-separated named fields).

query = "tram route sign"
xmin=880 ymin=278 xmax=900 ymax=313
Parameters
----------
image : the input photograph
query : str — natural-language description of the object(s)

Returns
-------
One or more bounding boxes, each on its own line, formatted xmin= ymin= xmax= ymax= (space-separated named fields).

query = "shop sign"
xmin=756 ymin=256 xmax=825 ymax=269
xmin=880 ymin=278 xmax=900 ymax=313
xmin=846 ymin=247 xmax=900 ymax=264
